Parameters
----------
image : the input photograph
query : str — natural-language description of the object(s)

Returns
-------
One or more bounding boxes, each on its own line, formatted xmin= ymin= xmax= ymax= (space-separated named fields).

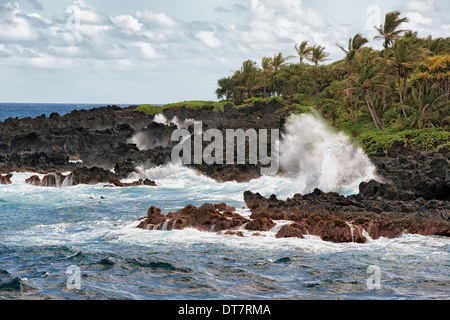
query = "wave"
xmin=278 ymin=113 xmax=378 ymax=195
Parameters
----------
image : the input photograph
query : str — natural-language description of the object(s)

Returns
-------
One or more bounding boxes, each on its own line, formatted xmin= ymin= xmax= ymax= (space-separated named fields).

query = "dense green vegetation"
xmin=214 ymin=11 xmax=450 ymax=154
xmin=136 ymin=11 xmax=449 ymax=156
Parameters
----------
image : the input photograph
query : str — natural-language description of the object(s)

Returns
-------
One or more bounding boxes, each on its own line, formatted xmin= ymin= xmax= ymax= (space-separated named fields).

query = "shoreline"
xmin=0 ymin=102 xmax=448 ymax=243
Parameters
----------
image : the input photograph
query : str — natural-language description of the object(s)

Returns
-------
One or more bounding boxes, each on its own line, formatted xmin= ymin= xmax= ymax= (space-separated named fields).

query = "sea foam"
xmin=278 ymin=112 xmax=378 ymax=195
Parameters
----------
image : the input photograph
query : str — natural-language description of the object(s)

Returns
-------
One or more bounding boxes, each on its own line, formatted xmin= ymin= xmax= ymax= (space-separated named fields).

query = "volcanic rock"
xmin=0 ymin=173 xmax=12 ymax=185
xmin=243 ymin=186 xmax=450 ymax=242
xmin=108 ymin=178 xmax=157 ymax=187
xmin=137 ymin=203 xmax=250 ymax=232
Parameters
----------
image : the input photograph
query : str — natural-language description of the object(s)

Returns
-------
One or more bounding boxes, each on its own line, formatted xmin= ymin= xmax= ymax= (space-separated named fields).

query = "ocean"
xmin=0 ymin=104 xmax=449 ymax=300
xmin=0 ymin=103 xmax=133 ymax=122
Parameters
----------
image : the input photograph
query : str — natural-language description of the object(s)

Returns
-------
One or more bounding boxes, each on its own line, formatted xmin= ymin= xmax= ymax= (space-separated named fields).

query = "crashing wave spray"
xmin=153 ymin=114 xmax=195 ymax=129
xmin=128 ymin=114 xmax=195 ymax=151
xmin=279 ymin=112 xmax=378 ymax=195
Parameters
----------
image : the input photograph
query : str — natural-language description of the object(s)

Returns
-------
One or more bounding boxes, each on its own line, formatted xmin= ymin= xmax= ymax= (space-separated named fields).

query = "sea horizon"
xmin=0 ymin=103 xmax=164 ymax=122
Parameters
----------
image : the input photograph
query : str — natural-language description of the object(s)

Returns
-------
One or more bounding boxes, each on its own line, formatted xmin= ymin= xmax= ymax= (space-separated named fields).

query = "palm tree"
xmin=233 ymin=59 xmax=263 ymax=99
xmin=336 ymin=33 xmax=369 ymax=61
xmin=389 ymin=37 xmax=430 ymax=116
xmin=240 ymin=59 xmax=258 ymax=74
xmin=308 ymin=45 xmax=331 ymax=66
xmin=374 ymin=11 xmax=409 ymax=59
xmin=272 ymin=52 xmax=292 ymax=71
xmin=259 ymin=56 xmax=274 ymax=98
xmin=343 ymin=47 xmax=390 ymax=130
xmin=235 ymin=71 xmax=263 ymax=99
xmin=294 ymin=41 xmax=312 ymax=64
xmin=424 ymin=35 xmax=450 ymax=55
xmin=396 ymin=81 xmax=450 ymax=129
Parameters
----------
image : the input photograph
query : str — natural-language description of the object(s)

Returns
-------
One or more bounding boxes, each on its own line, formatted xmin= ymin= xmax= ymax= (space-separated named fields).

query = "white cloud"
xmin=196 ymin=31 xmax=221 ymax=48
xmin=26 ymin=13 xmax=50 ymax=24
xmin=0 ymin=2 xmax=39 ymax=41
xmin=136 ymin=9 xmax=178 ymax=28
xmin=404 ymin=11 xmax=433 ymax=32
xmin=229 ymin=0 xmax=344 ymax=58
xmin=27 ymin=54 xmax=73 ymax=69
xmin=112 ymin=15 xmax=142 ymax=31
xmin=135 ymin=42 xmax=163 ymax=60
xmin=406 ymin=12 xmax=432 ymax=25
xmin=405 ymin=0 xmax=437 ymax=12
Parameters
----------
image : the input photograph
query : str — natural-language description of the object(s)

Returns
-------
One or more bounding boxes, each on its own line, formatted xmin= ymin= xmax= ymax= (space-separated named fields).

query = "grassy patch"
xmin=356 ymin=127 xmax=450 ymax=155
xmin=135 ymin=101 xmax=228 ymax=114
xmin=134 ymin=104 xmax=168 ymax=115
xmin=164 ymin=100 xmax=228 ymax=112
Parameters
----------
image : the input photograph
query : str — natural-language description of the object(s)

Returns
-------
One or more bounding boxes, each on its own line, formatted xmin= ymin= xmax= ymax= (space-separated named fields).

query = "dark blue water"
xmin=0 ymin=103 xmax=133 ymax=122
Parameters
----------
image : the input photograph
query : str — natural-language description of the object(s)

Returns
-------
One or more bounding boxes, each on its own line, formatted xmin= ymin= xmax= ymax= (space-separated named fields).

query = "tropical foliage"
xmin=215 ymin=10 xmax=449 ymax=135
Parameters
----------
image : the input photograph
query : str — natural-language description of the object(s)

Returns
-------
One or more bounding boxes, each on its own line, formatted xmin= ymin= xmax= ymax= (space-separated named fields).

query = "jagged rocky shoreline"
xmin=0 ymin=102 xmax=449 ymax=242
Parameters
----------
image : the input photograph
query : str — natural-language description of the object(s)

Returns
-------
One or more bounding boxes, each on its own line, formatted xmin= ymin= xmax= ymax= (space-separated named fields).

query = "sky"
xmin=0 ymin=0 xmax=449 ymax=104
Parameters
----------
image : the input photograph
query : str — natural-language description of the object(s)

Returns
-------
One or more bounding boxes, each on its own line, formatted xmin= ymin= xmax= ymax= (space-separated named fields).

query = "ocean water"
xmin=0 ymin=105 xmax=449 ymax=300
xmin=0 ymin=103 xmax=133 ymax=121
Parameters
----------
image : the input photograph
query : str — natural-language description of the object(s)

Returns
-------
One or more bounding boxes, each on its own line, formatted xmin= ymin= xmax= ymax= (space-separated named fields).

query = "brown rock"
xmin=0 ymin=173 xmax=12 ymax=185
xmin=25 ymin=175 xmax=41 ymax=186
xmin=146 ymin=206 xmax=167 ymax=225
xmin=224 ymin=231 xmax=245 ymax=237
xmin=138 ymin=203 xmax=250 ymax=234
xmin=244 ymin=189 xmax=450 ymax=243
xmin=214 ymin=203 xmax=236 ymax=212
xmin=245 ymin=217 xmax=276 ymax=232
xmin=108 ymin=178 xmax=157 ymax=187
xmin=275 ymin=224 xmax=305 ymax=239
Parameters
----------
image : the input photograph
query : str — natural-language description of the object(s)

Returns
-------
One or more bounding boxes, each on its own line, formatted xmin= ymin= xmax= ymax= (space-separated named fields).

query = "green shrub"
xmin=357 ymin=127 xmax=450 ymax=155
xmin=135 ymin=104 xmax=168 ymax=115
xmin=163 ymin=100 xmax=227 ymax=112
xmin=135 ymin=101 xmax=228 ymax=114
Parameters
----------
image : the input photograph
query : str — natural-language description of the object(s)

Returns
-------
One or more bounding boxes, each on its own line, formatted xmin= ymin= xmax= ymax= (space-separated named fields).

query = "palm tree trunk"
xmin=397 ymin=74 xmax=407 ymax=117
xmin=365 ymin=92 xmax=382 ymax=130
xmin=263 ymin=73 xmax=267 ymax=98
xmin=403 ymin=73 xmax=408 ymax=104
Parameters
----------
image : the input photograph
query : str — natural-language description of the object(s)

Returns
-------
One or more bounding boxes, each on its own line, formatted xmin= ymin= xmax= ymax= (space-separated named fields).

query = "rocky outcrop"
xmin=0 ymin=106 xmax=161 ymax=174
xmin=25 ymin=173 xmax=68 ymax=187
xmin=136 ymin=177 xmax=449 ymax=243
xmin=370 ymin=151 xmax=450 ymax=201
xmin=24 ymin=166 xmax=156 ymax=187
xmin=0 ymin=102 xmax=284 ymax=183
xmin=69 ymin=167 xmax=117 ymax=185
xmin=105 ymin=178 xmax=157 ymax=187
xmin=243 ymin=186 xmax=449 ymax=242
xmin=0 ymin=173 xmax=12 ymax=185
xmin=137 ymin=203 xmax=250 ymax=232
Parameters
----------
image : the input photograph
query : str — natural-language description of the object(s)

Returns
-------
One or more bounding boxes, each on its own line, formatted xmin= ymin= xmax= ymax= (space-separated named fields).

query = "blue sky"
xmin=0 ymin=0 xmax=449 ymax=104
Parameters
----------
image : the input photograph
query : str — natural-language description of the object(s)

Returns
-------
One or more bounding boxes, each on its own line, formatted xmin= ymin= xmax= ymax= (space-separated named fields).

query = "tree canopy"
xmin=215 ymin=11 xmax=449 ymax=132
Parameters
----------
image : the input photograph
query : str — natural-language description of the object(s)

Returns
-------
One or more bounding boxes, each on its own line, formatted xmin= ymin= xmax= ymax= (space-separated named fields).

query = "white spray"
xmin=128 ymin=114 xmax=195 ymax=151
xmin=278 ymin=113 xmax=378 ymax=195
